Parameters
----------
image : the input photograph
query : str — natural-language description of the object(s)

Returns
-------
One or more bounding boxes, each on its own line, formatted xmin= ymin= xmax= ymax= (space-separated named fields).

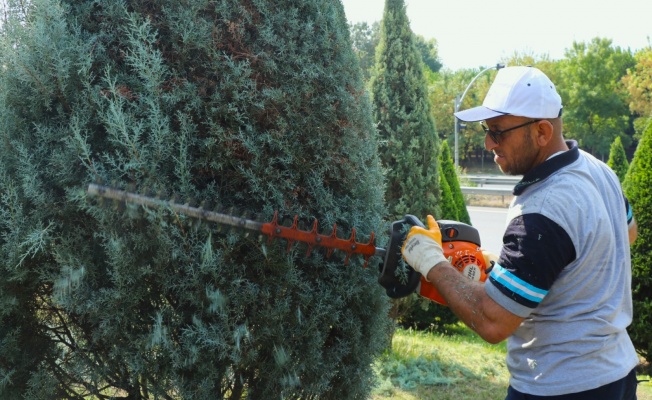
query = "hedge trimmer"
xmin=87 ymin=183 xmax=493 ymax=305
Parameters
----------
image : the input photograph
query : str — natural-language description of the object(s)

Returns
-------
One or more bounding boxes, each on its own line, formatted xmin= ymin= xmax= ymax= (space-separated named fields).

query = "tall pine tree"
xmin=370 ymin=0 xmax=441 ymax=221
xmin=623 ymin=120 xmax=652 ymax=363
xmin=0 ymin=0 xmax=392 ymax=398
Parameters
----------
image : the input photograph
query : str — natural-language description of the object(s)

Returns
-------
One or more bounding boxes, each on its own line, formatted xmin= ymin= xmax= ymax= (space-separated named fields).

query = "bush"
xmin=440 ymin=141 xmax=471 ymax=224
xmin=623 ymin=119 xmax=652 ymax=362
xmin=0 ymin=0 xmax=392 ymax=398
xmin=607 ymin=136 xmax=630 ymax=182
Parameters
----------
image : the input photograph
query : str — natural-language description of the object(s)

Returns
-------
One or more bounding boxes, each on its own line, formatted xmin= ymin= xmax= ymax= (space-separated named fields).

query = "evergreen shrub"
xmin=607 ymin=136 xmax=630 ymax=182
xmin=624 ymin=119 xmax=652 ymax=363
xmin=439 ymin=141 xmax=471 ymax=224
xmin=0 ymin=0 xmax=392 ymax=398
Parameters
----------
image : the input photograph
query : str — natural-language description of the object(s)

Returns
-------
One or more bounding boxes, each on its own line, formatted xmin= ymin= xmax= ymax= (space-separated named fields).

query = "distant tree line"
xmin=350 ymin=23 xmax=652 ymax=168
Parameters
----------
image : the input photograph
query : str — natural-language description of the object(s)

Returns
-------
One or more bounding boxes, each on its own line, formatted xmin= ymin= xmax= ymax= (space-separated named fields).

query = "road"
xmin=467 ymin=206 xmax=509 ymax=253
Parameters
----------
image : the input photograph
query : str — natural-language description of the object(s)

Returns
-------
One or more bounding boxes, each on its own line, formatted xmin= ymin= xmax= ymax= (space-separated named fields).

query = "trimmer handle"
xmin=377 ymin=215 xmax=424 ymax=298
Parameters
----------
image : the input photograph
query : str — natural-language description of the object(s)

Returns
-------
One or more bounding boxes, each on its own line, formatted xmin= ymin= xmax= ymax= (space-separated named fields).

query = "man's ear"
xmin=534 ymin=120 xmax=554 ymax=146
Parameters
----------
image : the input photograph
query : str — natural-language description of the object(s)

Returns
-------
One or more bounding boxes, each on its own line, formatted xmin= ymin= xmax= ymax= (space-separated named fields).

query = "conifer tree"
xmin=0 ymin=0 xmax=391 ymax=398
xmin=397 ymin=152 xmax=460 ymax=332
xmin=438 ymin=162 xmax=458 ymax=221
xmin=370 ymin=0 xmax=441 ymax=221
xmin=439 ymin=141 xmax=471 ymax=224
xmin=623 ymin=120 xmax=652 ymax=362
xmin=607 ymin=136 xmax=630 ymax=182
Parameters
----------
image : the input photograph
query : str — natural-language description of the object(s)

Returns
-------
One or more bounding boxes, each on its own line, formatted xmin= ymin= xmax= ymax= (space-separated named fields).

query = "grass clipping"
xmin=372 ymin=325 xmax=509 ymax=398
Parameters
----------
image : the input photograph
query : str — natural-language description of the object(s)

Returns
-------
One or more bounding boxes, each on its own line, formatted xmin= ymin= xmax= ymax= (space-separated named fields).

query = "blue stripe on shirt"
xmin=490 ymin=264 xmax=548 ymax=304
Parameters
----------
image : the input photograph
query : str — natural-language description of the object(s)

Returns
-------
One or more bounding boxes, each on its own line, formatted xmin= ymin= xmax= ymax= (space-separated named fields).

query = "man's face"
xmin=483 ymin=115 xmax=540 ymax=176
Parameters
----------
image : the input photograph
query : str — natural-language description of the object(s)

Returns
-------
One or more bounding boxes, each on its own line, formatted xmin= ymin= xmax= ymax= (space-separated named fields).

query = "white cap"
xmin=454 ymin=66 xmax=563 ymax=122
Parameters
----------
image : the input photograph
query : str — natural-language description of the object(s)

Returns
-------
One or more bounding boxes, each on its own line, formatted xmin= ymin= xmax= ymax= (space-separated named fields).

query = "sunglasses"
xmin=481 ymin=119 xmax=542 ymax=144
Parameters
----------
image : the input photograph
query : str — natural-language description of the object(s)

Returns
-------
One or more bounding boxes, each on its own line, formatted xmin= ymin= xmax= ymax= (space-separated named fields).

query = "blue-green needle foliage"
xmin=0 ymin=0 xmax=392 ymax=398
xmin=370 ymin=0 xmax=441 ymax=222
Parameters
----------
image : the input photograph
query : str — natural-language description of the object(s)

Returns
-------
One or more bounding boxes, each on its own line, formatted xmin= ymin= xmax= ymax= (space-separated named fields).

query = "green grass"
xmin=371 ymin=324 xmax=652 ymax=400
xmin=641 ymin=377 xmax=652 ymax=400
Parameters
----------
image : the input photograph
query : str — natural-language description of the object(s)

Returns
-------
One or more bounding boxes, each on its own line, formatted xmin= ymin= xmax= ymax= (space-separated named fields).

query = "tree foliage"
xmin=622 ymin=47 xmax=652 ymax=140
xmin=396 ymin=296 xmax=458 ymax=331
xmin=350 ymin=20 xmax=441 ymax=84
xmin=349 ymin=21 xmax=381 ymax=82
xmin=623 ymin=118 xmax=652 ymax=362
xmin=556 ymin=38 xmax=636 ymax=159
xmin=414 ymin=34 xmax=442 ymax=73
xmin=439 ymin=141 xmax=470 ymax=224
xmin=394 ymin=143 xmax=465 ymax=332
xmin=607 ymin=136 xmax=630 ymax=182
xmin=357 ymin=36 xmax=644 ymax=171
xmin=622 ymin=47 xmax=652 ymax=118
xmin=369 ymin=0 xmax=453 ymax=333
xmin=370 ymin=0 xmax=441 ymax=221
xmin=426 ymin=67 xmax=500 ymax=167
xmin=438 ymin=161 xmax=457 ymax=221
xmin=0 ymin=0 xmax=392 ymax=398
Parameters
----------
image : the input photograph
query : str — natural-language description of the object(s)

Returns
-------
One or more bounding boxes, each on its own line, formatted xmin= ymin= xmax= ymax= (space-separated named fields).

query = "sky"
xmin=340 ymin=0 xmax=652 ymax=71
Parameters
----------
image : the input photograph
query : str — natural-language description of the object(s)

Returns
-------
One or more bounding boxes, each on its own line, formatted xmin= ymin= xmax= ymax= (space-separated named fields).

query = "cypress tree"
xmin=397 ymin=152 xmax=459 ymax=333
xmin=623 ymin=120 xmax=652 ymax=362
xmin=439 ymin=141 xmax=471 ymax=224
xmin=438 ymin=161 xmax=458 ymax=221
xmin=0 ymin=0 xmax=391 ymax=398
xmin=370 ymin=0 xmax=441 ymax=221
xmin=607 ymin=136 xmax=630 ymax=182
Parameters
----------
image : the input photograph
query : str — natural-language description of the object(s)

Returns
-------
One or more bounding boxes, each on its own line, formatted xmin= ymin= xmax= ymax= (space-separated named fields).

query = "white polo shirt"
xmin=486 ymin=141 xmax=638 ymax=396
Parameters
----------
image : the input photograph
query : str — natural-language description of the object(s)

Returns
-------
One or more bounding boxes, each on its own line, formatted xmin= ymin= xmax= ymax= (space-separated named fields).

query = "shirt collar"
xmin=513 ymin=140 xmax=579 ymax=196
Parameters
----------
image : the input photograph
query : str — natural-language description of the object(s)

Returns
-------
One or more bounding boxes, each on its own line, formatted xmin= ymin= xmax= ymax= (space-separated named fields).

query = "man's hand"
xmin=401 ymin=215 xmax=448 ymax=280
xmin=481 ymin=250 xmax=499 ymax=273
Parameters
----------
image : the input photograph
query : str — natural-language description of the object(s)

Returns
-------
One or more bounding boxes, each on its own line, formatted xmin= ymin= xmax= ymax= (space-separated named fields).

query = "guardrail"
xmin=460 ymin=186 xmax=513 ymax=196
xmin=461 ymin=175 xmax=521 ymax=186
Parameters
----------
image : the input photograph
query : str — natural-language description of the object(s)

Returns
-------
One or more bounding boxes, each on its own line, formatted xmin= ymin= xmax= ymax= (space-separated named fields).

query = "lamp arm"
xmin=453 ymin=63 xmax=504 ymax=169
xmin=457 ymin=63 xmax=505 ymax=112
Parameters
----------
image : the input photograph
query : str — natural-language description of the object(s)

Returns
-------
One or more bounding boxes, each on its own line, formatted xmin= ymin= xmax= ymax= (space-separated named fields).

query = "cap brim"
xmin=454 ymin=106 xmax=507 ymax=122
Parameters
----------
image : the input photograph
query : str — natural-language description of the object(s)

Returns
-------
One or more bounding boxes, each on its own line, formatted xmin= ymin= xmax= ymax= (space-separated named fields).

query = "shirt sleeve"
xmin=485 ymin=213 xmax=576 ymax=317
xmin=624 ymin=196 xmax=635 ymax=227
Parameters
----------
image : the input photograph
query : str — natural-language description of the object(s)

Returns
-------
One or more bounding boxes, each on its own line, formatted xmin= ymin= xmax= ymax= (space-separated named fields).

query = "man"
xmin=401 ymin=66 xmax=639 ymax=399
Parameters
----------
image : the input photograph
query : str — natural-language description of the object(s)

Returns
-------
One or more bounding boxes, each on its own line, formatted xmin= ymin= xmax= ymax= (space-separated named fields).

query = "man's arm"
xmin=425 ymin=262 xmax=524 ymax=344
xmin=402 ymin=215 xmax=525 ymax=344
xmin=629 ymin=218 xmax=637 ymax=244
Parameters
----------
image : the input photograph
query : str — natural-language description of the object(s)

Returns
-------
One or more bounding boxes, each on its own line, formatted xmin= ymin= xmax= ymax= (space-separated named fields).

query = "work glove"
xmin=401 ymin=215 xmax=448 ymax=281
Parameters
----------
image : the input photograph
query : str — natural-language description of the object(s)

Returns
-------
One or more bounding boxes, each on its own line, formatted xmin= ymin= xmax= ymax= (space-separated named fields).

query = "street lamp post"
xmin=454 ymin=63 xmax=505 ymax=169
